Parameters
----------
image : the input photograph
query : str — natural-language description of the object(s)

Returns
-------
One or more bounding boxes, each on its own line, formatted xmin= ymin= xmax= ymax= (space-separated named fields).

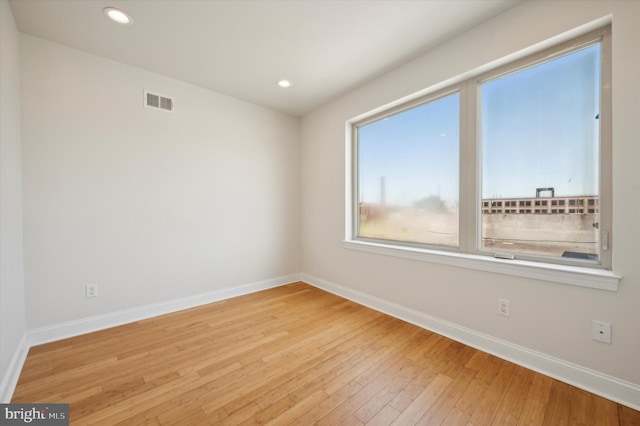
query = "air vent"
xmin=144 ymin=90 xmax=174 ymax=112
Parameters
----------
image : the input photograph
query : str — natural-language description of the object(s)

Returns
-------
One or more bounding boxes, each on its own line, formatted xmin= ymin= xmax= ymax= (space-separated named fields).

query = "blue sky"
xmin=482 ymin=44 xmax=600 ymax=199
xmin=358 ymin=93 xmax=460 ymax=206
xmin=358 ymin=43 xmax=600 ymax=206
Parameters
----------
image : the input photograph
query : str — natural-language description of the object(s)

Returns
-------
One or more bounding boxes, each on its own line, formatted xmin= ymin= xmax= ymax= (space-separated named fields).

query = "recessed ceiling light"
xmin=277 ymin=80 xmax=292 ymax=88
xmin=104 ymin=7 xmax=133 ymax=25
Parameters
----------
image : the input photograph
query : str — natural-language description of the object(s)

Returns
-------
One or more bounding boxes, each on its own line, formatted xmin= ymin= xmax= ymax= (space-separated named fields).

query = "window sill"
xmin=343 ymin=240 xmax=620 ymax=291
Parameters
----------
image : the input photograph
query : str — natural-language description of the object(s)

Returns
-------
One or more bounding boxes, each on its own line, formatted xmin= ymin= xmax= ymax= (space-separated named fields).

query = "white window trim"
xmin=345 ymin=25 xmax=620 ymax=292
xmin=343 ymin=240 xmax=620 ymax=291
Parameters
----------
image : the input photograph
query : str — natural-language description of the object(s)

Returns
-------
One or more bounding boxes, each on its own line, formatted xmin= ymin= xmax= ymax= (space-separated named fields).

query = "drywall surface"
xmin=0 ymin=0 xmax=27 ymax=391
xmin=20 ymin=34 xmax=300 ymax=329
xmin=301 ymin=0 xmax=640 ymax=387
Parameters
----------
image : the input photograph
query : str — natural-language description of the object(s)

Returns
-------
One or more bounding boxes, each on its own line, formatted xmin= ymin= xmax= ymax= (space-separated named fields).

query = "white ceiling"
xmin=9 ymin=0 xmax=520 ymax=116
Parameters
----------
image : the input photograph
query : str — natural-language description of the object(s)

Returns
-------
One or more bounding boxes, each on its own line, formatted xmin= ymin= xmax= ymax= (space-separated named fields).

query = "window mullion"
xmin=459 ymin=80 xmax=479 ymax=254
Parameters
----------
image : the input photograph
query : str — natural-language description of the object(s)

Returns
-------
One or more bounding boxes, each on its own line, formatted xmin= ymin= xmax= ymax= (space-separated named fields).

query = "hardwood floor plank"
xmin=366 ymin=404 xmax=402 ymax=425
xmin=542 ymin=380 xmax=573 ymax=425
xmin=138 ymin=361 xmax=258 ymax=424
xmin=517 ymin=372 xmax=554 ymax=426
xmin=447 ymin=356 xmax=502 ymax=418
xmin=491 ymin=367 xmax=535 ymax=425
xmin=259 ymin=349 xmax=375 ymax=423
xmin=467 ymin=361 xmax=517 ymax=425
xmin=391 ymin=373 xmax=453 ymax=424
xmin=11 ymin=282 xmax=638 ymax=425
xmin=353 ymin=360 xmax=422 ymax=423
xmin=568 ymin=387 xmax=591 ymax=426
xmin=287 ymin=381 xmax=362 ymax=425
xmin=442 ymin=407 xmax=472 ymax=425
xmin=262 ymin=324 xmax=418 ymax=420
xmin=316 ymin=361 xmax=413 ymax=425
xmin=619 ymin=404 xmax=640 ymax=426
xmin=465 ymin=350 xmax=491 ymax=371
xmin=416 ymin=366 xmax=476 ymax=425
xmin=593 ymin=393 xmax=621 ymax=426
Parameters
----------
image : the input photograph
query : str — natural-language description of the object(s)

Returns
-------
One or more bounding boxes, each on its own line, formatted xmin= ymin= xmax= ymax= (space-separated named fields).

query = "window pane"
xmin=480 ymin=44 xmax=600 ymax=261
xmin=357 ymin=93 xmax=459 ymax=247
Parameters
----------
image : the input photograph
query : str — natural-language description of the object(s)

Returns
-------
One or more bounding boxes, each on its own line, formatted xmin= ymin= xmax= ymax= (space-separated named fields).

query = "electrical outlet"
xmin=86 ymin=284 xmax=98 ymax=298
xmin=592 ymin=320 xmax=611 ymax=344
xmin=498 ymin=298 xmax=510 ymax=317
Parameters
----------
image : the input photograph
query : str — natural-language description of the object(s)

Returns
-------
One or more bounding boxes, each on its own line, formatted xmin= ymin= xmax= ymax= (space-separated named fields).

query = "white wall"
xmin=301 ymin=0 xmax=640 ymax=390
xmin=20 ymin=34 xmax=300 ymax=329
xmin=0 ymin=0 xmax=27 ymax=399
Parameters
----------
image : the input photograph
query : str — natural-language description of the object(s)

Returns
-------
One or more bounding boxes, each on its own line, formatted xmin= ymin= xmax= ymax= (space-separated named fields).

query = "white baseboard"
xmin=0 ymin=334 xmax=29 ymax=403
xmin=300 ymin=273 xmax=640 ymax=411
xmin=28 ymin=274 xmax=301 ymax=347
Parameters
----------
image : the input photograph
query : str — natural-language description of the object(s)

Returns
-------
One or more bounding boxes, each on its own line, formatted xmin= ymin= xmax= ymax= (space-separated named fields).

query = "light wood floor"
xmin=12 ymin=282 xmax=640 ymax=425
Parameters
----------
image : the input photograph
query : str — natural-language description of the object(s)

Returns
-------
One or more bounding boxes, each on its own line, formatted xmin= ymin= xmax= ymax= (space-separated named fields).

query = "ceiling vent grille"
xmin=144 ymin=90 xmax=174 ymax=112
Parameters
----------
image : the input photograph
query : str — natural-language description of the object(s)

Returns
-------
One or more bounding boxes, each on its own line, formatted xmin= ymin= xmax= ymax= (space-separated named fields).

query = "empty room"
xmin=1 ymin=0 xmax=639 ymax=424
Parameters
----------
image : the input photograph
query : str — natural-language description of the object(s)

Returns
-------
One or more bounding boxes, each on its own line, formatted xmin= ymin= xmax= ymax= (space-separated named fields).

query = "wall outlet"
xmin=592 ymin=320 xmax=611 ymax=344
xmin=498 ymin=298 xmax=510 ymax=317
xmin=86 ymin=284 xmax=98 ymax=298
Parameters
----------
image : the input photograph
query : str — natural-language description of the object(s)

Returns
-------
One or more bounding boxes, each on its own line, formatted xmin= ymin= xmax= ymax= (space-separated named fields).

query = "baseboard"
xmin=0 ymin=333 xmax=29 ymax=403
xmin=28 ymin=273 xmax=301 ymax=347
xmin=300 ymin=273 xmax=640 ymax=411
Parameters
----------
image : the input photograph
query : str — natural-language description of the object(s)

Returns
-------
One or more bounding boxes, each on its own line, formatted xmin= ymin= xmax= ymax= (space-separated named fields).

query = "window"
xmin=349 ymin=26 xmax=611 ymax=273
xmin=356 ymin=91 xmax=460 ymax=247
xmin=480 ymin=40 xmax=605 ymax=263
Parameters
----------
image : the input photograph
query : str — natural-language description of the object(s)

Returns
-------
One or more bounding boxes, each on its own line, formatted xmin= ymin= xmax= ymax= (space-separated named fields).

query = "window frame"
xmin=472 ymin=26 xmax=612 ymax=270
xmin=351 ymin=85 xmax=462 ymax=252
xmin=345 ymin=25 xmax=618 ymax=290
